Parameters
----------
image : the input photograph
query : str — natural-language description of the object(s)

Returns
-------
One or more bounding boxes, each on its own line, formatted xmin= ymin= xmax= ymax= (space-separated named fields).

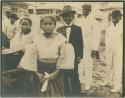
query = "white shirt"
xmin=92 ymin=19 xmax=103 ymax=50
xmin=2 ymin=17 xmax=10 ymax=33
xmin=33 ymin=32 xmax=66 ymax=63
xmin=76 ymin=14 xmax=102 ymax=51
xmin=76 ymin=14 xmax=94 ymax=50
xmin=65 ymin=22 xmax=72 ymax=43
xmin=2 ymin=17 xmax=18 ymax=39
xmin=106 ymin=19 xmax=123 ymax=51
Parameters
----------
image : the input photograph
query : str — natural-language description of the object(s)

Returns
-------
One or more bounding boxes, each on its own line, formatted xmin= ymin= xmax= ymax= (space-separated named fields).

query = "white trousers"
xmin=105 ymin=43 xmax=122 ymax=88
xmin=79 ymin=37 xmax=93 ymax=87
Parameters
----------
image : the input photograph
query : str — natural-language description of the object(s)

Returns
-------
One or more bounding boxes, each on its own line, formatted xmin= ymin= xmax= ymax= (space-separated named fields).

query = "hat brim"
xmin=60 ymin=11 xmax=76 ymax=17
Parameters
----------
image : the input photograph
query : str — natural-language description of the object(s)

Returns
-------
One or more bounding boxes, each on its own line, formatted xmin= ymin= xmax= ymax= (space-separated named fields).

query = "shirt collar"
xmin=64 ymin=22 xmax=73 ymax=27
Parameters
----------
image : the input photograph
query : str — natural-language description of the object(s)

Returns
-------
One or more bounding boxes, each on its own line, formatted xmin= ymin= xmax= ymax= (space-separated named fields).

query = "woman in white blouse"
xmin=2 ymin=17 xmax=33 ymax=54
xmin=10 ymin=17 xmax=33 ymax=52
xmin=19 ymin=16 xmax=66 ymax=97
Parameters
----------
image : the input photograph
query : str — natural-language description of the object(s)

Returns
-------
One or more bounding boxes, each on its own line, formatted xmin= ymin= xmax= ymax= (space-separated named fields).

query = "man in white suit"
xmin=101 ymin=10 xmax=123 ymax=93
xmin=78 ymin=4 xmax=101 ymax=91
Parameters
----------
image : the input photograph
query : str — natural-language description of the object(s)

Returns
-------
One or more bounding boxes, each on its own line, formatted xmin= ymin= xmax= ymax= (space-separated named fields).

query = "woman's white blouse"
xmin=34 ymin=33 xmax=66 ymax=63
xmin=19 ymin=32 xmax=66 ymax=71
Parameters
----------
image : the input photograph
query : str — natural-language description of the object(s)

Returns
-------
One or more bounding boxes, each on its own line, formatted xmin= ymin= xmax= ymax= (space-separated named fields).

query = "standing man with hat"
xmin=77 ymin=4 xmax=97 ymax=91
xmin=2 ymin=12 xmax=19 ymax=40
xmin=2 ymin=10 xmax=12 ymax=48
xmin=57 ymin=5 xmax=83 ymax=97
xmin=2 ymin=12 xmax=19 ymax=50
xmin=101 ymin=10 xmax=123 ymax=93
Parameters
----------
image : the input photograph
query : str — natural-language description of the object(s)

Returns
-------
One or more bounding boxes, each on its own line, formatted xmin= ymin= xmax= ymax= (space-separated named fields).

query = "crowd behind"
xmin=1 ymin=4 xmax=123 ymax=97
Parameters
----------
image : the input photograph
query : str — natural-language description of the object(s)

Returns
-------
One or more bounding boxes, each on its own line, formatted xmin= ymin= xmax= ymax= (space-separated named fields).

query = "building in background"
xmin=27 ymin=2 xmax=62 ymax=16
xmin=2 ymin=2 xmax=30 ymax=18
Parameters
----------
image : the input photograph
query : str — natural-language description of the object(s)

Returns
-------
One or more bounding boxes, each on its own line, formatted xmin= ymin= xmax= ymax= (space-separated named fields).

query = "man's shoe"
xmin=110 ymin=87 xmax=121 ymax=93
xmin=100 ymin=82 xmax=108 ymax=86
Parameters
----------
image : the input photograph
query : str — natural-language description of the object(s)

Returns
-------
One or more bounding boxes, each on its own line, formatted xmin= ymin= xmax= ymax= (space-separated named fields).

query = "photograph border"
xmin=0 ymin=0 xmax=124 ymax=97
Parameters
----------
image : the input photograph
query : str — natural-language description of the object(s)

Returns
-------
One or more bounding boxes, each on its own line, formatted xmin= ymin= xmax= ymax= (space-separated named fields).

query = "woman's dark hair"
xmin=40 ymin=16 xmax=56 ymax=27
xmin=20 ymin=18 xmax=32 ymax=26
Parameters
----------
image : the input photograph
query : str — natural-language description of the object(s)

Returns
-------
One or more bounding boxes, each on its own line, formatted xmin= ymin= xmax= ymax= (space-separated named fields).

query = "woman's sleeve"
xmin=19 ymin=43 xmax=38 ymax=72
xmin=58 ymin=33 xmax=66 ymax=59
xmin=56 ymin=34 xmax=75 ymax=69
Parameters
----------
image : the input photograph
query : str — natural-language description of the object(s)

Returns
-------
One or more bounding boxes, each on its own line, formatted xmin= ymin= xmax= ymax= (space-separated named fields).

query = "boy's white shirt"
xmin=2 ymin=17 xmax=18 ymax=39
xmin=105 ymin=18 xmax=123 ymax=51
xmin=64 ymin=22 xmax=73 ymax=43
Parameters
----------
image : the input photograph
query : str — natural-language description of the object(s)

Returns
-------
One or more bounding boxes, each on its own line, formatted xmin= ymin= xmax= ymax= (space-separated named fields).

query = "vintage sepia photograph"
xmin=1 ymin=1 xmax=124 ymax=97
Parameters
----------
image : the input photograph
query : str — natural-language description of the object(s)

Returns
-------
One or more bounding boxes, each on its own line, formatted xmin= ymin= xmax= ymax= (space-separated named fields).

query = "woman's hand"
xmin=36 ymin=72 xmax=45 ymax=83
xmin=44 ymin=70 xmax=59 ymax=81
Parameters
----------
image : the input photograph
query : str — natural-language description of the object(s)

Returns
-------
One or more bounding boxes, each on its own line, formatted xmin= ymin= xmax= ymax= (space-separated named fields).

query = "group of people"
xmin=2 ymin=4 xmax=123 ymax=97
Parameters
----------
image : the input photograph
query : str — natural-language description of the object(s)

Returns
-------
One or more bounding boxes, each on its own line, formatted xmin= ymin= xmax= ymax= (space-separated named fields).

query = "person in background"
xmin=57 ymin=5 xmax=83 ymax=97
xmin=2 ymin=17 xmax=33 ymax=55
xmin=101 ymin=10 xmax=123 ymax=93
xmin=19 ymin=16 xmax=66 ymax=97
xmin=77 ymin=4 xmax=93 ymax=91
xmin=1 ymin=11 xmax=12 ymax=49
xmin=2 ymin=10 xmax=11 ymax=26
xmin=2 ymin=13 xmax=19 ymax=40
xmin=9 ymin=17 xmax=33 ymax=52
xmin=77 ymin=4 xmax=101 ymax=91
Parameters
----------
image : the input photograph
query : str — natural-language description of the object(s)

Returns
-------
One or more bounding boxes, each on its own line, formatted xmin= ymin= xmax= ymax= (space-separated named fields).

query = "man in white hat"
xmin=2 ymin=12 xmax=19 ymax=40
xmin=2 ymin=10 xmax=12 ymax=48
xmin=78 ymin=4 xmax=102 ymax=91
xmin=101 ymin=10 xmax=123 ymax=93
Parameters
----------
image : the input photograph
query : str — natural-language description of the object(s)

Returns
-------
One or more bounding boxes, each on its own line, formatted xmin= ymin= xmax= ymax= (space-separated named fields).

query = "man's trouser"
xmin=63 ymin=62 xmax=81 ymax=97
xmin=105 ymin=43 xmax=122 ymax=88
xmin=79 ymin=37 xmax=93 ymax=87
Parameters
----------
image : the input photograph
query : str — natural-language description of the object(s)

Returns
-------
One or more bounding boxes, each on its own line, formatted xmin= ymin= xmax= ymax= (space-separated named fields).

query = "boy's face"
xmin=82 ymin=8 xmax=91 ymax=17
xmin=41 ymin=18 xmax=55 ymax=34
xmin=62 ymin=13 xmax=74 ymax=25
xmin=20 ymin=19 xmax=31 ymax=34
xmin=112 ymin=15 xmax=121 ymax=24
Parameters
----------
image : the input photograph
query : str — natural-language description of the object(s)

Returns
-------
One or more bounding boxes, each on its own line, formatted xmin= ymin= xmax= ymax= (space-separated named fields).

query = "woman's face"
xmin=20 ymin=19 xmax=31 ymax=34
xmin=41 ymin=18 xmax=55 ymax=34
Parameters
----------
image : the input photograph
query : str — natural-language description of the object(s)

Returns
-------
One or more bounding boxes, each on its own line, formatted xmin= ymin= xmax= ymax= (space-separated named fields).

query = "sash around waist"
xmin=38 ymin=58 xmax=57 ymax=63
xmin=37 ymin=61 xmax=57 ymax=73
